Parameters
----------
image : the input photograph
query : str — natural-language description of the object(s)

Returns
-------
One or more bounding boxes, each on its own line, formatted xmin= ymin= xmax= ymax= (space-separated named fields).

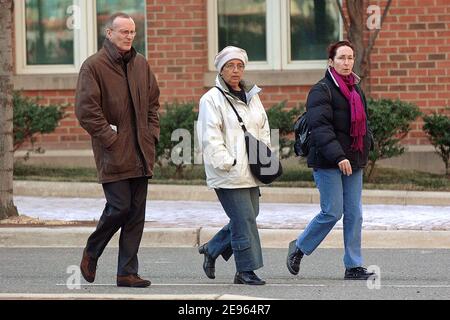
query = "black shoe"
xmin=234 ymin=271 xmax=266 ymax=285
xmin=286 ymin=240 xmax=303 ymax=275
xmin=198 ymin=243 xmax=215 ymax=279
xmin=344 ymin=267 xmax=376 ymax=280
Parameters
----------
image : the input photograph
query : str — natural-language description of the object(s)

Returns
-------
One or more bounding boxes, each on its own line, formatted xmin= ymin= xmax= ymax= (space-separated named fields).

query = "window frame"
xmin=14 ymin=0 xmax=145 ymax=75
xmin=208 ymin=0 xmax=281 ymax=71
xmin=208 ymin=0 xmax=342 ymax=72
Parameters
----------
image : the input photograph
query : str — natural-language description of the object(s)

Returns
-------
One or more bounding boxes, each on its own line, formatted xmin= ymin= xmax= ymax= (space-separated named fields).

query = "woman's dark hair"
xmin=328 ymin=40 xmax=355 ymax=60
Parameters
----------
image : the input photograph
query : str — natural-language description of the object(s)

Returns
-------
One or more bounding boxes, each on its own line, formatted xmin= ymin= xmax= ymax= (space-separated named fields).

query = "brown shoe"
xmin=117 ymin=274 xmax=151 ymax=288
xmin=80 ymin=249 xmax=97 ymax=283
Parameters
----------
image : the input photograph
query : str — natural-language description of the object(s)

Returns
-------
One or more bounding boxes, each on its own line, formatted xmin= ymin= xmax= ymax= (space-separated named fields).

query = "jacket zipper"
xmin=124 ymin=63 xmax=148 ymax=176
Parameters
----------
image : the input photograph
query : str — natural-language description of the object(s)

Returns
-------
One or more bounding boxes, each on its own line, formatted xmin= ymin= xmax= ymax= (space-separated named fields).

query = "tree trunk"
xmin=0 ymin=0 xmax=18 ymax=220
xmin=340 ymin=0 xmax=393 ymax=95
xmin=345 ymin=0 xmax=368 ymax=91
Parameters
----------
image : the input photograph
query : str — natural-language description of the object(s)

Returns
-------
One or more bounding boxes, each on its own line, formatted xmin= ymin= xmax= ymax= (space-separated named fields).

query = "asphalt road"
xmin=1 ymin=247 xmax=449 ymax=300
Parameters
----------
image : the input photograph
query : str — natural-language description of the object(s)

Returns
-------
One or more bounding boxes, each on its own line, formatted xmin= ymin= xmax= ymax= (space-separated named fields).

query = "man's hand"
xmin=338 ymin=159 xmax=352 ymax=176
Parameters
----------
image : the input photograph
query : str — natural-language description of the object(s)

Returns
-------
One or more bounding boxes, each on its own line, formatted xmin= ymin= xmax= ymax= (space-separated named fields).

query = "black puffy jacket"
xmin=306 ymin=69 xmax=373 ymax=170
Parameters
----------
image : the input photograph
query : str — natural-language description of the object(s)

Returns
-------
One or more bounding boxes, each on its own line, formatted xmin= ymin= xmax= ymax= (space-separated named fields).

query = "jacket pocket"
xmin=102 ymin=132 xmax=135 ymax=174
xmin=141 ymin=130 xmax=156 ymax=166
xmin=231 ymin=238 xmax=251 ymax=252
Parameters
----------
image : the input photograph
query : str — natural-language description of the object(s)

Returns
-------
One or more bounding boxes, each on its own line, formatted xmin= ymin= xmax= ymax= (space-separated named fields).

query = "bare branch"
xmin=336 ymin=0 xmax=350 ymax=36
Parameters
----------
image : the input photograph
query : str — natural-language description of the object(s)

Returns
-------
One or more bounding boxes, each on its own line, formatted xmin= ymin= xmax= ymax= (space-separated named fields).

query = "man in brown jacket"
xmin=75 ymin=12 xmax=160 ymax=288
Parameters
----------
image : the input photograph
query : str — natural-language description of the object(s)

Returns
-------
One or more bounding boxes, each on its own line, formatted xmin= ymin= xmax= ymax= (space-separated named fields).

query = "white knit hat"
xmin=214 ymin=46 xmax=248 ymax=71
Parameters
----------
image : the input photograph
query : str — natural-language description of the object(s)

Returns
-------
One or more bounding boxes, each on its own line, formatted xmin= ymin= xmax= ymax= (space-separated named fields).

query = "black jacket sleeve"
xmin=306 ymin=83 xmax=346 ymax=165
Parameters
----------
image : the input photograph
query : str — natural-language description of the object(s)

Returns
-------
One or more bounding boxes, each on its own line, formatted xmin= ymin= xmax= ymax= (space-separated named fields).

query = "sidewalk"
xmin=12 ymin=180 xmax=450 ymax=206
xmin=2 ymin=180 xmax=449 ymax=249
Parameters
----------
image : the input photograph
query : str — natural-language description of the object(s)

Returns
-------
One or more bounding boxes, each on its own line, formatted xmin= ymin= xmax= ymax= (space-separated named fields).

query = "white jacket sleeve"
xmin=256 ymin=95 xmax=272 ymax=147
xmin=197 ymin=95 xmax=235 ymax=171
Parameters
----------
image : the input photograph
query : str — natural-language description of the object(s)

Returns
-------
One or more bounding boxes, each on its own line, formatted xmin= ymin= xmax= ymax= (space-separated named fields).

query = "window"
xmin=217 ymin=0 xmax=267 ymax=62
xmin=15 ymin=0 xmax=146 ymax=74
xmin=25 ymin=0 xmax=75 ymax=65
xmin=288 ymin=0 xmax=341 ymax=67
xmin=208 ymin=0 xmax=341 ymax=71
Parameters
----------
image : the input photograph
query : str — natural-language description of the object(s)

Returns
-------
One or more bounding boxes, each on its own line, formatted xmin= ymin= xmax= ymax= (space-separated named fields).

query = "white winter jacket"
xmin=197 ymin=75 xmax=271 ymax=189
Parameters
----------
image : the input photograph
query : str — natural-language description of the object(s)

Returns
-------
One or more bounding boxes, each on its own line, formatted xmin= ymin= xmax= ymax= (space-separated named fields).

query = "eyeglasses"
xmin=113 ymin=29 xmax=137 ymax=37
xmin=223 ymin=63 xmax=245 ymax=71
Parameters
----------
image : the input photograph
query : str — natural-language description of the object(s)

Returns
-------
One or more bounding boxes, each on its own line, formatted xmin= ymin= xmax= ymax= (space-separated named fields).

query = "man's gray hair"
xmin=105 ymin=12 xmax=133 ymax=30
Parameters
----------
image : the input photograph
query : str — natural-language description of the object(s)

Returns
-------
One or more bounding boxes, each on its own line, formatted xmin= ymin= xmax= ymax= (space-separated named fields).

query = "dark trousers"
xmin=85 ymin=177 xmax=148 ymax=276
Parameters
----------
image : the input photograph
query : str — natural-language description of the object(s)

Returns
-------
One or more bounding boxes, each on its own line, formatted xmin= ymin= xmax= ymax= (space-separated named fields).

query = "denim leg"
xmin=297 ymin=169 xmax=343 ymax=255
xmin=206 ymin=223 xmax=233 ymax=261
xmin=206 ymin=187 xmax=260 ymax=262
xmin=342 ymin=169 xmax=363 ymax=268
xmin=213 ymin=187 xmax=263 ymax=272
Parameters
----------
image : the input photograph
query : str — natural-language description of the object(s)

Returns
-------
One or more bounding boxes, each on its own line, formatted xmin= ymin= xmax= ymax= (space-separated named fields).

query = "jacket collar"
xmin=326 ymin=67 xmax=361 ymax=88
xmin=103 ymin=38 xmax=137 ymax=65
xmin=215 ymin=74 xmax=261 ymax=104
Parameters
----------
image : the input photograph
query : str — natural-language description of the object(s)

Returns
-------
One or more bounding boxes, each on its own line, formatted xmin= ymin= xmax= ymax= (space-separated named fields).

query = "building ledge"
xmin=203 ymin=69 xmax=324 ymax=87
xmin=13 ymin=70 xmax=325 ymax=91
xmin=13 ymin=74 xmax=78 ymax=91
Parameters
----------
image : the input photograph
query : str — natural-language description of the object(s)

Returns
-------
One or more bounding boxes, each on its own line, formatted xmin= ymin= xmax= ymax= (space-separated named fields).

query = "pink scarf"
xmin=330 ymin=67 xmax=366 ymax=153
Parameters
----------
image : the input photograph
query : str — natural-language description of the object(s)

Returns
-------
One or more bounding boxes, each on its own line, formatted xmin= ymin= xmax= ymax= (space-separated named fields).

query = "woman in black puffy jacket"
xmin=287 ymin=40 xmax=376 ymax=280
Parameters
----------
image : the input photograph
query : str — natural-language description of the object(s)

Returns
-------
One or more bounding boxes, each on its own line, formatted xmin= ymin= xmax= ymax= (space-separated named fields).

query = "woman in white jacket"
xmin=196 ymin=46 xmax=271 ymax=285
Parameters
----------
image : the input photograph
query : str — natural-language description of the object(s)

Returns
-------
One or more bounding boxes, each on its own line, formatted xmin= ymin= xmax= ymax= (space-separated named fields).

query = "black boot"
xmin=344 ymin=267 xmax=376 ymax=280
xmin=234 ymin=271 xmax=265 ymax=285
xmin=286 ymin=240 xmax=304 ymax=275
xmin=198 ymin=243 xmax=216 ymax=279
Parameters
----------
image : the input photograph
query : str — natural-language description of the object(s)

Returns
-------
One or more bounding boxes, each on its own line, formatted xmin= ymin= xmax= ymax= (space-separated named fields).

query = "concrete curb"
xmin=13 ymin=181 xmax=450 ymax=206
xmin=1 ymin=227 xmax=449 ymax=249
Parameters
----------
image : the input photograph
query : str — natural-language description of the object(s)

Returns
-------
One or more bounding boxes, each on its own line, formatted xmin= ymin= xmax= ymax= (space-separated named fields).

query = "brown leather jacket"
xmin=75 ymin=39 xmax=160 ymax=183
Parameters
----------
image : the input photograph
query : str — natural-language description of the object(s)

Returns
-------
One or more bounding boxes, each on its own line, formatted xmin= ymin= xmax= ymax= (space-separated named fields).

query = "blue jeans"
xmin=206 ymin=187 xmax=263 ymax=272
xmin=296 ymin=168 xmax=363 ymax=269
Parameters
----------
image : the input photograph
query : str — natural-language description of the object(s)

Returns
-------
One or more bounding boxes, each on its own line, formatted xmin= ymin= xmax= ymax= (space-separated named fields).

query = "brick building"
xmin=11 ymin=0 xmax=450 ymax=173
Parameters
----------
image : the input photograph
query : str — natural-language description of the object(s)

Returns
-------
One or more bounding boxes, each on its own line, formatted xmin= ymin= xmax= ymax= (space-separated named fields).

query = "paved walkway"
xmin=12 ymin=180 xmax=450 ymax=206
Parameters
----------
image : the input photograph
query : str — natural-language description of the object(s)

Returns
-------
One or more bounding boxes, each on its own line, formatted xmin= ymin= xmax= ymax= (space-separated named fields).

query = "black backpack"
xmin=293 ymin=112 xmax=310 ymax=157
xmin=293 ymin=81 xmax=331 ymax=157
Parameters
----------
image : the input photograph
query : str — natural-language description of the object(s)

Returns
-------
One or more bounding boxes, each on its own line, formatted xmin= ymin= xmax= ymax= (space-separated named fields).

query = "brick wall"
xmin=18 ymin=0 xmax=450 ymax=150
xmin=368 ymin=0 xmax=450 ymax=145
xmin=146 ymin=0 xmax=208 ymax=104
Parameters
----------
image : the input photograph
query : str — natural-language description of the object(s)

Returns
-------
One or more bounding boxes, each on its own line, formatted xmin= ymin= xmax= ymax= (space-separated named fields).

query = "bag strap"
xmin=319 ymin=81 xmax=332 ymax=101
xmin=215 ymin=86 xmax=247 ymax=133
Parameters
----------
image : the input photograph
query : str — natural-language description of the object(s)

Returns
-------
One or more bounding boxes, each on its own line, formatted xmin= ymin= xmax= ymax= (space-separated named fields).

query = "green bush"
xmin=266 ymin=101 xmax=300 ymax=158
xmin=13 ymin=91 xmax=65 ymax=156
xmin=157 ymin=102 xmax=198 ymax=178
xmin=366 ymin=98 xmax=421 ymax=180
xmin=423 ymin=112 xmax=450 ymax=176
xmin=156 ymin=100 xmax=300 ymax=177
